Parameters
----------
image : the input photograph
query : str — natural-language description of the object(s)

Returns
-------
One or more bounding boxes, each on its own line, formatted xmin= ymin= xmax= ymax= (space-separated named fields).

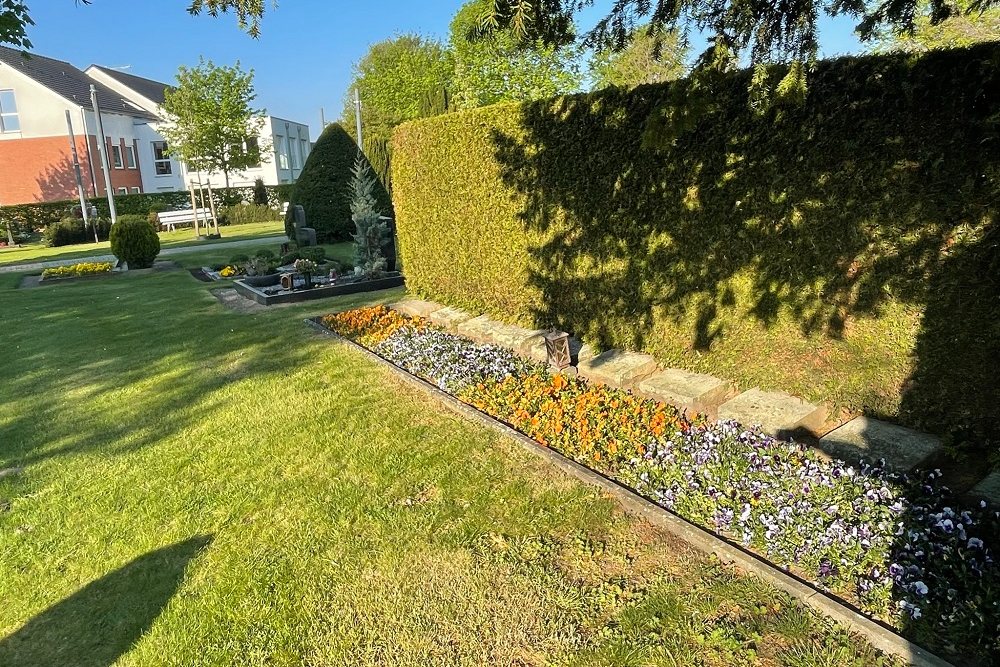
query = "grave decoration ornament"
xmin=544 ymin=330 xmax=571 ymax=370
xmin=294 ymin=258 xmax=318 ymax=289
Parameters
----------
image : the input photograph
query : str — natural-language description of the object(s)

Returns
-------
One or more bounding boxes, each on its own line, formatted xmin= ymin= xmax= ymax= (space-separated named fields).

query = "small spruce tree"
xmin=349 ymin=154 xmax=390 ymax=279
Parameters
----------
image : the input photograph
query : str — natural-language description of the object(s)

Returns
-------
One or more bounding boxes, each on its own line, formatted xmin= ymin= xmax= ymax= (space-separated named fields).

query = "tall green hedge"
xmin=392 ymin=44 xmax=1000 ymax=453
xmin=286 ymin=123 xmax=392 ymax=243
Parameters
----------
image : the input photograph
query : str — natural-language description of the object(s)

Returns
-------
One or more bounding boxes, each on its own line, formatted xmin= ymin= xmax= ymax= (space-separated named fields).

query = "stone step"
xmin=718 ymin=388 xmax=826 ymax=439
xmin=484 ymin=322 xmax=545 ymax=352
xmin=455 ymin=315 xmax=497 ymax=343
xmin=818 ymin=417 xmax=943 ymax=473
xmin=577 ymin=349 xmax=658 ymax=390
xmin=429 ymin=306 xmax=475 ymax=330
xmin=391 ymin=299 xmax=443 ymax=319
xmin=970 ymin=472 xmax=1000 ymax=506
xmin=638 ymin=369 xmax=730 ymax=414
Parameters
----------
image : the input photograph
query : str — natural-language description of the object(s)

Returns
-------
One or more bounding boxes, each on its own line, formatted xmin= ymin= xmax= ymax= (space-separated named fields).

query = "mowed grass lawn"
xmin=0 ymin=255 xmax=897 ymax=666
xmin=0 ymin=220 xmax=286 ymax=266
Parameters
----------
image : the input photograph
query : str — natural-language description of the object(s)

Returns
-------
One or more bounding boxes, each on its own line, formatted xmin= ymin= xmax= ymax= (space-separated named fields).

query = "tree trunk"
xmin=5 ymin=220 xmax=14 ymax=245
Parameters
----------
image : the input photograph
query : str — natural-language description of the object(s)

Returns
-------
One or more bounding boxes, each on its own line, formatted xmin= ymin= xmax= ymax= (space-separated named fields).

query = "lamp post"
xmin=89 ymin=85 xmax=117 ymax=225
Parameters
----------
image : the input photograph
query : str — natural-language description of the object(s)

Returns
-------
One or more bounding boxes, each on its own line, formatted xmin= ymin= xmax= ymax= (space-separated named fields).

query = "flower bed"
xmin=318 ymin=305 xmax=1000 ymax=660
xmin=40 ymin=262 xmax=113 ymax=280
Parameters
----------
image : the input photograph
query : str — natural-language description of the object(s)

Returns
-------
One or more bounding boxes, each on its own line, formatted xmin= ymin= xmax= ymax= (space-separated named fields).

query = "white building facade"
xmin=0 ymin=47 xmax=311 ymax=206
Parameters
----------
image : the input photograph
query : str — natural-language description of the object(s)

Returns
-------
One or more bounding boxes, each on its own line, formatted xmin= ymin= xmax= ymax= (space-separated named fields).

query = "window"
xmin=0 ymin=89 xmax=19 ymax=133
xmin=276 ymin=136 xmax=289 ymax=170
xmin=117 ymin=187 xmax=128 ymax=195
xmin=131 ymin=187 xmax=141 ymax=194
xmin=125 ymin=145 xmax=136 ymax=169
xmin=111 ymin=141 xmax=123 ymax=169
xmin=152 ymin=141 xmax=172 ymax=175
xmin=245 ymin=136 xmax=260 ymax=168
xmin=301 ymin=139 xmax=309 ymax=162
xmin=290 ymin=137 xmax=300 ymax=170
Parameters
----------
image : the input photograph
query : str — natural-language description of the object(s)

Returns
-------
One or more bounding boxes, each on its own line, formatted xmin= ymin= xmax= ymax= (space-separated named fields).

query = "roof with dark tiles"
xmin=88 ymin=65 xmax=172 ymax=107
xmin=0 ymin=46 xmax=158 ymax=120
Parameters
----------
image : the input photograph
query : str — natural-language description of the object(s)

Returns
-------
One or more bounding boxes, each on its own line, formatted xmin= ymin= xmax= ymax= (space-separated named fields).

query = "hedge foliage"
xmin=392 ymin=44 xmax=1000 ymax=454
xmin=0 ymin=184 xmax=294 ymax=237
xmin=286 ymin=123 xmax=392 ymax=243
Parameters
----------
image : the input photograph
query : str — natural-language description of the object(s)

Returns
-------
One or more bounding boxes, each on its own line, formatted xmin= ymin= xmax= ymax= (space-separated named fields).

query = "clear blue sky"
xmin=24 ymin=1 xmax=865 ymax=137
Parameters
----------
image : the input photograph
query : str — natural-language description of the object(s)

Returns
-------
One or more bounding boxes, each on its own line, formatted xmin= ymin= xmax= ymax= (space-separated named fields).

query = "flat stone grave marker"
xmin=718 ymin=388 xmax=826 ymax=439
xmin=429 ymin=306 xmax=475 ymax=330
xmin=638 ymin=369 xmax=730 ymax=413
xmin=455 ymin=315 xmax=497 ymax=342
xmin=391 ymin=299 xmax=442 ymax=319
xmin=577 ymin=349 xmax=658 ymax=389
xmin=818 ymin=417 xmax=943 ymax=472
xmin=971 ymin=472 xmax=1000 ymax=505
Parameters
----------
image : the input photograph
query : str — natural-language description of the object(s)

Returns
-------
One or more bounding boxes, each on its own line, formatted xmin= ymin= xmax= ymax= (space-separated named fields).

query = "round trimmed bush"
xmin=285 ymin=123 xmax=392 ymax=243
xmin=110 ymin=218 xmax=160 ymax=269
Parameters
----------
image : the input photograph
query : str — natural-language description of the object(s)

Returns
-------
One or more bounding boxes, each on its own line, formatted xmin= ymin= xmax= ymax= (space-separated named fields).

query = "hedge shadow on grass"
xmin=488 ymin=44 xmax=1000 ymax=463
xmin=0 ymin=535 xmax=212 ymax=666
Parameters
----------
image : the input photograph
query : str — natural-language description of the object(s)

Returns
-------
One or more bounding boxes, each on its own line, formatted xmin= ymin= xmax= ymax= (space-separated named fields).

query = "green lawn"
xmin=0 ymin=221 xmax=286 ymax=266
xmin=0 ymin=258 xmax=897 ymax=666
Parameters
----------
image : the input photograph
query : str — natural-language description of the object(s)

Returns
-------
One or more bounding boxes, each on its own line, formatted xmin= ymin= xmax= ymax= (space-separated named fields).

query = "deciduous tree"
xmin=341 ymin=35 xmax=454 ymax=143
xmin=449 ymin=0 xmax=582 ymax=110
xmin=160 ymin=59 xmax=267 ymax=190
xmin=589 ymin=27 xmax=688 ymax=89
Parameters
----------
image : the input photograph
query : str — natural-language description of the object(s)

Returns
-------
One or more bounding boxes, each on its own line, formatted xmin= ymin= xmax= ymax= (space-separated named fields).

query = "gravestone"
xmin=293 ymin=205 xmax=317 ymax=247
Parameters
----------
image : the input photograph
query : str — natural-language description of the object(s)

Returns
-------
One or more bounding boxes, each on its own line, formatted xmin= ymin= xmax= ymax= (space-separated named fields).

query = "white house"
xmin=0 ymin=45 xmax=311 ymax=205
xmin=86 ymin=66 xmax=311 ymax=192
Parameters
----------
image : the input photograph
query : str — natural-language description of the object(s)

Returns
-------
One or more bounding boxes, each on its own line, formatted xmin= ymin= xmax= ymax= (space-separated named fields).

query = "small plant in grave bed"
xmin=374 ymin=327 xmax=541 ymax=394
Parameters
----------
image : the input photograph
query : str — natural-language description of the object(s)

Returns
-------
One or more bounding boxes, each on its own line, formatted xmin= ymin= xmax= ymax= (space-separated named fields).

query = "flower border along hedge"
xmin=319 ymin=306 xmax=999 ymax=662
xmin=391 ymin=43 xmax=1000 ymax=462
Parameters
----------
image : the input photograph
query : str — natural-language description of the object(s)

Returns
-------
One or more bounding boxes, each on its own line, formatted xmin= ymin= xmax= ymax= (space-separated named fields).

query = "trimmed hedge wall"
xmin=392 ymin=44 xmax=1000 ymax=453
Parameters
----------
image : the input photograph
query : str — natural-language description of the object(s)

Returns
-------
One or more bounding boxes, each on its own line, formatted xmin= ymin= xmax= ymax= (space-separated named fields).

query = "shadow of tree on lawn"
xmin=0 ymin=535 xmax=212 ymax=667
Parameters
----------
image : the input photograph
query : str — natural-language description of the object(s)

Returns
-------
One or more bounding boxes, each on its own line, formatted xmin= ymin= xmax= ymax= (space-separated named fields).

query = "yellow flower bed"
xmin=41 ymin=262 xmax=113 ymax=280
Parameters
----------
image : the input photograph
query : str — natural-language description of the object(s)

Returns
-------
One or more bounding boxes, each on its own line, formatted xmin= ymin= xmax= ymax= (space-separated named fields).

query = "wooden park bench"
xmin=157 ymin=208 xmax=213 ymax=232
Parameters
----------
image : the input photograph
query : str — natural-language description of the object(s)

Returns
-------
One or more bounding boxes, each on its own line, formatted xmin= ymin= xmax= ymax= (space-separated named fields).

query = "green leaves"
xmin=449 ymin=0 xmax=583 ymax=110
xmin=160 ymin=58 xmax=266 ymax=188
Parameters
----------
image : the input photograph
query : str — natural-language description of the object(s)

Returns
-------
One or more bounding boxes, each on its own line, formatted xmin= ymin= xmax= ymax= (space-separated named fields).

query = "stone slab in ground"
xmin=391 ymin=299 xmax=442 ymax=319
xmin=818 ymin=417 xmax=943 ymax=472
xmin=485 ymin=322 xmax=545 ymax=352
xmin=971 ymin=472 xmax=1000 ymax=504
xmin=524 ymin=335 xmax=597 ymax=366
xmin=718 ymin=388 xmax=826 ymax=438
xmin=429 ymin=306 xmax=475 ymax=330
xmin=455 ymin=315 xmax=496 ymax=342
xmin=638 ymin=369 xmax=730 ymax=412
xmin=577 ymin=350 xmax=658 ymax=389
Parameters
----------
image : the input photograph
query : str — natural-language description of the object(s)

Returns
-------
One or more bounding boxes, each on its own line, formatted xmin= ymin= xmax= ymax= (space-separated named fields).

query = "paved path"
xmin=0 ymin=235 xmax=285 ymax=274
